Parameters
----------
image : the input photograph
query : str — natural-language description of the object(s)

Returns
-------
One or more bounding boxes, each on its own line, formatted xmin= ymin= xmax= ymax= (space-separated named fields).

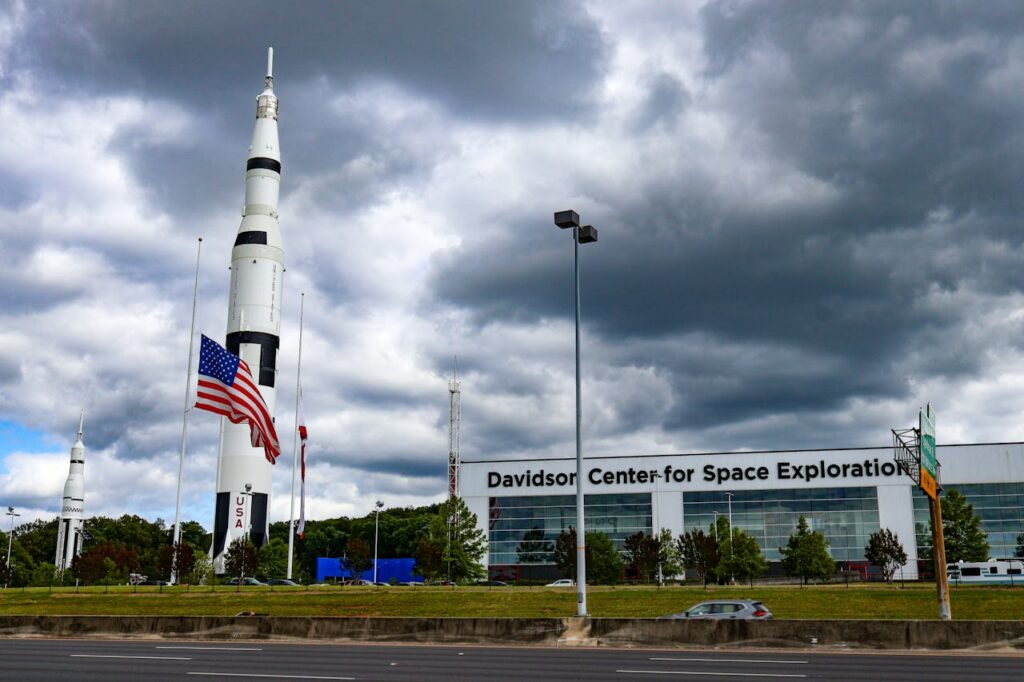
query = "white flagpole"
xmin=287 ymin=292 xmax=305 ymax=580
xmin=172 ymin=236 xmax=202 ymax=583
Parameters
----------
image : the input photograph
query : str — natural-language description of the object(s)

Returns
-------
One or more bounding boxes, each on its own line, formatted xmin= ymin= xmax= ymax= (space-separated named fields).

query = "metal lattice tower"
xmin=447 ymin=356 xmax=461 ymax=498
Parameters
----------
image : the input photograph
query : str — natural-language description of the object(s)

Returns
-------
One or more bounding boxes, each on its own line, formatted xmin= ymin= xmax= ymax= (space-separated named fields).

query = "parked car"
xmin=226 ymin=577 xmax=265 ymax=586
xmin=545 ymin=579 xmax=575 ymax=587
xmin=267 ymin=579 xmax=300 ymax=586
xmin=475 ymin=580 xmax=509 ymax=587
xmin=139 ymin=580 xmax=170 ymax=586
xmin=398 ymin=581 xmax=424 ymax=586
xmin=662 ymin=600 xmax=772 ymax=620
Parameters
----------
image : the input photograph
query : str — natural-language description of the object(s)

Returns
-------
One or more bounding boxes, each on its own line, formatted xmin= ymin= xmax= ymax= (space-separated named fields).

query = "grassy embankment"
xmin=0 ymin=583 xmax=1021 ymax=620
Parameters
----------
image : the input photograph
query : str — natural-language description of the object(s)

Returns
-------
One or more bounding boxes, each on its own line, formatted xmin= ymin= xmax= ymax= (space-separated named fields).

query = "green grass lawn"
xmin=0 ymin=583 xmax=1020 ymax=620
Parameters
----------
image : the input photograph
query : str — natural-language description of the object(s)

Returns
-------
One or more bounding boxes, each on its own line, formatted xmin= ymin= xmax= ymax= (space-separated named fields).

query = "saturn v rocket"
xmin=55 ymin=412 xmax=85 ymax=573
xmin=211 ymin=49 xmax=284 ymax=571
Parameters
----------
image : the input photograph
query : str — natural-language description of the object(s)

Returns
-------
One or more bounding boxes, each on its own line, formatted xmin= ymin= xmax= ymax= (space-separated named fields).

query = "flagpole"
xmin=287 ymin=292 xmax=305 ymax=580
xmin=172 ymin=236 xmax=202 ymax=583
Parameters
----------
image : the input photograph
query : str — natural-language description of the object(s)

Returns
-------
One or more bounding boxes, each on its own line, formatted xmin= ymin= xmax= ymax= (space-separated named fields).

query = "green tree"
xmin=188 ymin=552 xmax=212 ymax=586
xmin=657 ymin=528 xmax=683 ymax=581
xmin=224 ymin=537 xmax=258 ymax=581
xmin=413 ymin=539 xmax=444 ymax=582
xmin=515 ymin=527 xmax=553 ymax=564
xmin=554 ymin=527 xmax=578 ymax=579
xmin=677 ymin=528 xmax=719 ymax=587
xmin=624 ymin=531 xmax=661 ymax=583
xmin=721 ymin=529 xmax=768 ymax=585
xmin=10 ymin=518 xmax=58 ymax=567
xmin=1015 ymin=532 xmax=1024 ymax=559
xmin=102 ymin=557 xmax=119 ymax=586
xmin=28 ymin=562 xmax=59 ymax=587
xmin=256 ymin=538 xmax=290 ymax=581
xmin=429 ymin=496 xmax=486 ymax=583
xmin=864 ymin=528 xmax=908 ymax=583
xmin=780 ymin=516 xmax=835 ymax=585
xmin=553 ymin=527 xmax=623 ymax=584
xmin=345 ymin=537 xmax=373 ymax=579
xmin=941 ymin=489 xmax=990 ymax=563
xmin=586 ymin=531 xmax=624 ymax=584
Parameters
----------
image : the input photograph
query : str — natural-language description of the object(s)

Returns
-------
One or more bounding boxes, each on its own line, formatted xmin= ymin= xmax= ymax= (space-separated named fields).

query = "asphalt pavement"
xmin=0 ymin=639 xmax=1021 ymax=681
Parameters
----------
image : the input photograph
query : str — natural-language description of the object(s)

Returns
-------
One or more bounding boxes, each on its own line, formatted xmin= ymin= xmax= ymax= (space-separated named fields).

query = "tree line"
xmin=0 ymin=488 xmax=1017 ymax=587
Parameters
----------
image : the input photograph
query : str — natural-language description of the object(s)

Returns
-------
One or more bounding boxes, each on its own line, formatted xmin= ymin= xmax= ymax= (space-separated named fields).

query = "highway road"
xmin=0 ymin=639 xmax=1021 ymax=680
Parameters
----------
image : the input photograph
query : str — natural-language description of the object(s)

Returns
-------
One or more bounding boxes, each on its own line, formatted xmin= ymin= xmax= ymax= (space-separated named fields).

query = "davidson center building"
xmin=460 ymin=443 xmax=1024 ymax=581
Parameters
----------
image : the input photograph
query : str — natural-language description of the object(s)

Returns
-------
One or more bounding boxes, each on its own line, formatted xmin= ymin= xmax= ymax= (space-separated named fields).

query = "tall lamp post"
xmin=373 ymin=500 xmax=384 ymax=584
xmin=725 ymin=492 xmax=734 ymax=584
xmin=554 ymin=209 xmax=598 ymax=617
xmin=5 ymin=507 xmax=20 ymax=588
xmin=239 ymin=484 xmax=253 ymax=584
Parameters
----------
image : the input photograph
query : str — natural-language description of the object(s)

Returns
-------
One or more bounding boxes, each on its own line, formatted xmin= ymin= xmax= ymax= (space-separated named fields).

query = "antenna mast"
xmin=447 ymin=356 xmax=461 ymax=497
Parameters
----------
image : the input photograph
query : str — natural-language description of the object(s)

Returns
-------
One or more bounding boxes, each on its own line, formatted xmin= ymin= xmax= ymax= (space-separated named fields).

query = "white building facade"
xmin=461 ymin=443 xmax=1024 ymax=581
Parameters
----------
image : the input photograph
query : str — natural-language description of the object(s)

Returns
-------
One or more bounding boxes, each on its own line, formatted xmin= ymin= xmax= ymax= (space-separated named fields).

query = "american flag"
xmin=297 ymin=391 xmax=308 ymax=539
xmin=195 ymin=334 xmax=280 ymax=464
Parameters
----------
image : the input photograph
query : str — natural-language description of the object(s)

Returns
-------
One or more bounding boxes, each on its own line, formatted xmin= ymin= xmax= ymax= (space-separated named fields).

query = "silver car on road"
xmin=663 ymin=599 xmax=773 ymax=620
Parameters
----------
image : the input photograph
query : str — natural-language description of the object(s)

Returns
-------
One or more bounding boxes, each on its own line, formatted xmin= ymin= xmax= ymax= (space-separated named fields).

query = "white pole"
xmin=5 ymin=507 xmax=19 ymax=588
xmin=573 ymin=226 xmax=587 ymax=617
xmin=373 ymin=501 xmax=383 ymax=583
xmin=172 ymin=237 xmax=202 ymax=583
xmin=287 ymin=293 xmax=305 ymax=580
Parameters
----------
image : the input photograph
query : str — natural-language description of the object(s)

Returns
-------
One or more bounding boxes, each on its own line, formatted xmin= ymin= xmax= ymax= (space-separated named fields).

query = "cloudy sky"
xmin=2 ymin=0 xmax=1023 ymax=529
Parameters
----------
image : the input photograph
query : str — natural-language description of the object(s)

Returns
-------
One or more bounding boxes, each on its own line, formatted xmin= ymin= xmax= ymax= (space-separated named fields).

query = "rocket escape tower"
xmin=448 ymin=358 xmax=461 ymax=498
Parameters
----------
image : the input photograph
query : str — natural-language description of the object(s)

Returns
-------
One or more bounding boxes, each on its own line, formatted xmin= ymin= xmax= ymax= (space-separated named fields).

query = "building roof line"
xmin=461 ymin=441 xmax=1024 ymax=465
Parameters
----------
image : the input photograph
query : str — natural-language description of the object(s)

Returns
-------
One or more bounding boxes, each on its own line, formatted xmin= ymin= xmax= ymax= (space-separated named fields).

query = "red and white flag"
xmin=297 ymin=395 xmax=308 ymax=539
xmin=195 ymin=334 xmax=280 ymax=464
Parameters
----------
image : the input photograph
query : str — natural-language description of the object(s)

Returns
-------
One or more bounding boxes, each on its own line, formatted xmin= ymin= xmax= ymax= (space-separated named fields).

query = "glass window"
xmin=488 ymin=493 xmax=652 ymax=566
xmin=684 ymin=486 xmax=881 ymax=563
xmin=913 ymin=483 xmax=1024 ymax=559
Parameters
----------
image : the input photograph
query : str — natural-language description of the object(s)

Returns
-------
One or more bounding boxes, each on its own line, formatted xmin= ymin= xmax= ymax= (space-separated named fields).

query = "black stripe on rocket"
xmin=246 ymin=157 xmax=281 ymax=173
xmin=227 ymin=331 xmax=279 ymax=388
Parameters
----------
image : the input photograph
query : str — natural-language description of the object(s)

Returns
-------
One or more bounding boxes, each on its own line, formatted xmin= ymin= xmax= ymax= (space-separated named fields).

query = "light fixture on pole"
xmin=554 ymin=209 xmax=598 ymax=618
xmin=5 ymin=507 xmax=20 ymax=589
xmin=373 ymin=500 xmax=384 ymax=584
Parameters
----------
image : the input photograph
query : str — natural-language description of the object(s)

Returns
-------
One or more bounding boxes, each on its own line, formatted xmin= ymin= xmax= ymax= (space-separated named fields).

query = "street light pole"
xmin=240 ymin=484 xmax=253 ymax=583
xmin=554 ymin=210 xmax=598 ymax=618
xmin=725 ymin=492 xmax=734 ymax=584
xmin=373 ymin=501 xmax=384 ymax=584
xmin=5 ymin=507 xmax=20 ymax=588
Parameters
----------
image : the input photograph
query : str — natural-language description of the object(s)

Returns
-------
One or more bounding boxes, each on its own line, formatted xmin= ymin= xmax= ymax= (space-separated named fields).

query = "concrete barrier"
xmin=0 ymin=616 xmax=1022 ymax=651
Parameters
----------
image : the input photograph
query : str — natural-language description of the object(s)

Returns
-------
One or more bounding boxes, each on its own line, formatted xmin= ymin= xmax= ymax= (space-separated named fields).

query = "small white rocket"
xmin=212 ymin=48 xmax=284 ymax=571
xmin=55 ymin=412 xmax=85 ymax=573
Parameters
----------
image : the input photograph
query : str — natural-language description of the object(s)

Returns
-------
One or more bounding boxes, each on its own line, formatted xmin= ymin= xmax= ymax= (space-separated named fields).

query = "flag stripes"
xmin=195 ymin=334 xmax=280 ymax=464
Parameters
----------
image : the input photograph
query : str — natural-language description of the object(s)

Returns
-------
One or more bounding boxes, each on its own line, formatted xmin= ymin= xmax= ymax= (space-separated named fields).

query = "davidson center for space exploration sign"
xmin=468 ymin=448 xmax=904 ymax=497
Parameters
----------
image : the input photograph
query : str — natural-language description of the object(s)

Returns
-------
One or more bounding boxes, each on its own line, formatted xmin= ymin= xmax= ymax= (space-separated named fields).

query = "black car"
xmin=139 ymin=580 xmax=170 ymax=586
xmin=475 ymin=580 xmax=509 ymax=587
xmin=266 ymin=579 xmax=300 ymax=586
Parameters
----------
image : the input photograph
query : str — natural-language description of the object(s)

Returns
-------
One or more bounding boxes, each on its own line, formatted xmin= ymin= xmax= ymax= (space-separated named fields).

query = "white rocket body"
xmin=55 ymin=417 xmax=85 ymax=572
xmin=212 ymin=49 xmax=283 ymax=572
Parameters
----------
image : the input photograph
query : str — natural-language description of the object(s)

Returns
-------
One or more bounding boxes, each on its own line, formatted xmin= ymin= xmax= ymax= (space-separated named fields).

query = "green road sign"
xmin=920 ymin=404 xmax=938 ymax=499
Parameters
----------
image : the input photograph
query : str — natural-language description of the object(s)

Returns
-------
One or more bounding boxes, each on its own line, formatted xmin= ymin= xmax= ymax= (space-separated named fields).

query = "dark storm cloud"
xmin=10 ymin=0 xmax=608 ymax=227
xmin=431 ymin=1 xmax=1024 ymax=439
xmin=15 ymin=0 xmax=606 ymax=121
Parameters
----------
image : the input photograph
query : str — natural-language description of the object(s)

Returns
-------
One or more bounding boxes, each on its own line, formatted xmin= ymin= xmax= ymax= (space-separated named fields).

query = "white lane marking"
xmin=649 ymin=658 xmax=808 ymax=665
xmin=617 ymin=671 xmax=806 ymax=678
xmin=157 ymin=646 xmax=264 ymax=651
xmin=71 ymin=654 xmax=193 ymax=660
xmin=187 ymin=674 xmax=354 ymax=680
